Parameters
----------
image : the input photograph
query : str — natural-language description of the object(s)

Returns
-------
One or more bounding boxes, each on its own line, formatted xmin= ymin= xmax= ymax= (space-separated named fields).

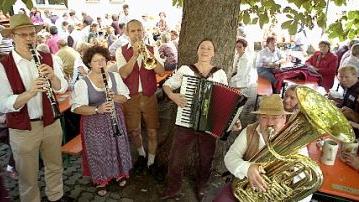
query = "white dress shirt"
xmin=116 ymin=43 xmax=163 ymax=92
xmin=108 ymin=35 xmax=130 ymax=57
xmin=229 ymin=52 xmax=256 ymax=91
xmin=163 ymin=65 xmax=228 ymax=90
xmin=71 ymin=72 xmax=130 ymax=112
xmin=255 ymin=47 xmax=284 ymax=68
xmin=225 ymin=125 xmax=311 ymax=202
xmin=0 ymin=50 xmax=68 ymax=119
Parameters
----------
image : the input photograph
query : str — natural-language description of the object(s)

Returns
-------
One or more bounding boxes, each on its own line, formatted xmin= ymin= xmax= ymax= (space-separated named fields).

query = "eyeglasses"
xmin=13 ymin=32 xmax=37 ymax=38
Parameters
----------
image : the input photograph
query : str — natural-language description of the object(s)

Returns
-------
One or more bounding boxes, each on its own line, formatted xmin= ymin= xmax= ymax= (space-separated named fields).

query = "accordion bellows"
xmin=175 ymin=75 xmax=247 ymax=138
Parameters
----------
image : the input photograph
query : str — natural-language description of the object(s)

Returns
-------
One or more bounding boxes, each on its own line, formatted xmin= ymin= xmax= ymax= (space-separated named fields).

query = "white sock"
xmin=147 ymin=153 xmax=155 ymax=166
xmin=6 ymin=165 xmax=13 ymax=172
xmin=137 ymin=146 xmax=146 ymax=157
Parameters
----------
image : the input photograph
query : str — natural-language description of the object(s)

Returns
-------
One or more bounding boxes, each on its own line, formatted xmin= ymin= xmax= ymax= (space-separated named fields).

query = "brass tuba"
xmin=232 ymin=86 xmax=355 ymax=201
xmin=138 ymin=40 xmax=157 ymax=70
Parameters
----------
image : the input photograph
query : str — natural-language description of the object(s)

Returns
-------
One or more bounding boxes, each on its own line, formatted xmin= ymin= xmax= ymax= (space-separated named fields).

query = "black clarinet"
xmin=28 ymin=44 xmax=61 ymax=119
xmin=100 ymin=67 xmax=123 ymax=136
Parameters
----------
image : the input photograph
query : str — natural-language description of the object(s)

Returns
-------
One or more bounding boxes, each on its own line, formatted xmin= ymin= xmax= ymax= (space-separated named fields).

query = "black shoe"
xmin=148 ymin=164 xmax=165 ymax=182
xmin=133 ymin=156 xmax=147 ymax=175
xmin=48 ymin=196 xmax=74 ymax=202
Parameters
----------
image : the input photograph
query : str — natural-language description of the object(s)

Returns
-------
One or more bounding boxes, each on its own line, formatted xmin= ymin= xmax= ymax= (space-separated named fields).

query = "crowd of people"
xmin=0 ymin=4 xmax=358 ymax=202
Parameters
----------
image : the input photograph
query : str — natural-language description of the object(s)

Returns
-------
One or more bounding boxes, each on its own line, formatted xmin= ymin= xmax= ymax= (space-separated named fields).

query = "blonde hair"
xmin=338 ymin=66 xmax=358 ymax=76
xmin=76 ymin=42 xmax=92 ymax=55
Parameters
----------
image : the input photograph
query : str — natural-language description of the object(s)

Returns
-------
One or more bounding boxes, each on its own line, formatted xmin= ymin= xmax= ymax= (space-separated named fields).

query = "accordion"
xmin=175 ymin=75 xmax=247 ymax=139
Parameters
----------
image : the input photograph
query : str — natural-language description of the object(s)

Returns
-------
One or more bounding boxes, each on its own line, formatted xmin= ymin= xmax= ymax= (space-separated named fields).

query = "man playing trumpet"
xmin=115 ymin=19 xmax=164 ymax=178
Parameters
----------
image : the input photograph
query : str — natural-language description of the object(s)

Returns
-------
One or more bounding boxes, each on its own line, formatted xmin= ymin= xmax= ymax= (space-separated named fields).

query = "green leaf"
xmin=172 ymin=0 xmax=183 ymax=7
xmin=1 ymin=0 xmax=17 ymax=14
xmin=252 ymin=17 xmax=258 ymax=24
xmin=348 ymin=11 xmax=359 ymax=19
xmin=292 ymin=0 xmax=302 ymax=8
xmin=288 ymin=21 xmax=298 ymax=35
xmin=243 ymin=11 xmax=251 ymax=24
xmin=317 ymin=13 xmax=327 ymax=29
xmin=333 ymin=0 xmax=346 ymax=6
xmin=21 ymin=0 xmax=33 ymax=10
xmin=281 ymin=20 xmax=293 ymax=29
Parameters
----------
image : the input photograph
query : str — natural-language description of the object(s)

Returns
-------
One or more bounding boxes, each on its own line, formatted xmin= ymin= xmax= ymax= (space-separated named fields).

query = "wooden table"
xmin=281 ymin=78 xmax=318 ymax=96
xmin=308 ymin=142 xmax=359 ymax=201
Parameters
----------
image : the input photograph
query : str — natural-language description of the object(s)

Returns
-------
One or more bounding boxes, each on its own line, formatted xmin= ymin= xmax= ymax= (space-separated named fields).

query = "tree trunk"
xmin=178 ymin=0 xmax=241 ymax=74
xmin=170 ymin=0 xmax=241 ymax=177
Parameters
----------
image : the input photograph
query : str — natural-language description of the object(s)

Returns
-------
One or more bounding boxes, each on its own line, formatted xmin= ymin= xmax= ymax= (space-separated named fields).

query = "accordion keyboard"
xmin=175 ymin=75 xmax=200 ymax=128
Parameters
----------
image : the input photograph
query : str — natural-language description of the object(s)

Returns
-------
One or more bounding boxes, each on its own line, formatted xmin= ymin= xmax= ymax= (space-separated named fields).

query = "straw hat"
xmin=252 ymin=94 xmax=292 ymax=116
xmin=0 ymin=14 xmax=43 ymax=37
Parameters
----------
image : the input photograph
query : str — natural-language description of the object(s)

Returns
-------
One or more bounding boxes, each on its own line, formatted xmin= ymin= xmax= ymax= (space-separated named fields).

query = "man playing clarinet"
xmin=0 ymin=14 xmax=69 ymax=202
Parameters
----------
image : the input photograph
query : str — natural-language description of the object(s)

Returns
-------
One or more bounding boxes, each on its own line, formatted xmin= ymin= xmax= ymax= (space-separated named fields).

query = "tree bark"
xmin=163 ymin=0 xmax=242 ymax=177
xmin=178 ymin=0 xmax=241 ymax=75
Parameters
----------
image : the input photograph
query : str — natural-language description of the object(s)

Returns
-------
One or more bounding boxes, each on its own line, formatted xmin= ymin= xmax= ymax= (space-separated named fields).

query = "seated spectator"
xmin=283 ymin=85 xmax=299 ymax=113
xmin=341 ymin=43 xmax=359 ymax=75
xmin=159 ymin=32 xmax=177 ymax=70
xmin=305 ymin=41 xmax=338 ymax=92
xmin=340 ymin=39 xmax=359 ymax=67
xmin=336 ymin=66 xmax=359 ymax=137
xmin=256 ymin=36 xmax=285 ymax=93
xmin=229 ymin=38 xmax=256 ymax=96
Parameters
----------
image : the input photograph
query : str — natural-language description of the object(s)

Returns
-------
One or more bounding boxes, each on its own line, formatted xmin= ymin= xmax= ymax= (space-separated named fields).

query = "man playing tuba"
xmin=213 ymin=94 xmax=312 ymax=202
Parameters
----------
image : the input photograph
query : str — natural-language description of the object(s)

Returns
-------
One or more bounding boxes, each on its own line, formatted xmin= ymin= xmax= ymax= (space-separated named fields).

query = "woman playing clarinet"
xmin=71 ymin=45 xmax=132 ymax=197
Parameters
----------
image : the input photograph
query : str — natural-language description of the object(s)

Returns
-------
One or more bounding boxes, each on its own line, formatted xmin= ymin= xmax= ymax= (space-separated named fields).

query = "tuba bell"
xmin=232 ymin=86 xmax=355 ymax=201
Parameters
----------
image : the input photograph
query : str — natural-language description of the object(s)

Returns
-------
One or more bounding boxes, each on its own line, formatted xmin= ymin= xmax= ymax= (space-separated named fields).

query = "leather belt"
xmin=30 ymin=117 xmax=43 ymax=121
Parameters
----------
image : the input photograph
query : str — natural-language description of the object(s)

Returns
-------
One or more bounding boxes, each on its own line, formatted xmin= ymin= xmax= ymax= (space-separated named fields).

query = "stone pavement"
xmin=0 ymin=87 xmax=323 ymax=202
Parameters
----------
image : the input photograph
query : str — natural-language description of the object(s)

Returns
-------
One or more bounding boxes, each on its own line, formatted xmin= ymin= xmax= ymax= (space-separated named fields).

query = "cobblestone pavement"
xmin=0 ymin=87 xmax=319 ymax=202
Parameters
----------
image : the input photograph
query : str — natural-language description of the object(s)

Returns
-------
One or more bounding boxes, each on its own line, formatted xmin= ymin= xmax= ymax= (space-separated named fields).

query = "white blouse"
xmin=71 ymin=72 xmax=130 ymax=112
xmin=163 ymin=65 xmax=228 ymax=90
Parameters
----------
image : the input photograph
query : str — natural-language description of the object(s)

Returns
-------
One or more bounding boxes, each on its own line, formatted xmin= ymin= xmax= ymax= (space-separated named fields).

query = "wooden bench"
xmin=255 ymin=76 xmax=273 ymax=110
xmin=61 ymin=134 xmax=82 ymax=155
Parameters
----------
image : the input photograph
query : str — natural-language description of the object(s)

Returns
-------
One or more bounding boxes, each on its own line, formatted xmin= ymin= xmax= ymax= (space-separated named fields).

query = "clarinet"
xmin=100 ymin=67 xmax=123 ymax=136
xmin=28 ymin=44 xmax=61 ymax=119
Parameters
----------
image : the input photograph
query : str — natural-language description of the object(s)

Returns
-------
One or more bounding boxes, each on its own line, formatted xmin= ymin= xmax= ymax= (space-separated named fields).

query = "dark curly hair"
xmin=82 ymin=45 xmax=111 ymax=69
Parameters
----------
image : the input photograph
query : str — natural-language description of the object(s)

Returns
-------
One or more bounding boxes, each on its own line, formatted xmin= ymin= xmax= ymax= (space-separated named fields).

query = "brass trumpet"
xmin=137 ymin=40 xmax=157 ymax=70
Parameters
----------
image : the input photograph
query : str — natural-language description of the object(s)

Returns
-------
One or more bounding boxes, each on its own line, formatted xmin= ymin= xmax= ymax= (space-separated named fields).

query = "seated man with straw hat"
xmin=213 ymin=94 xmax=311 ymax=202
xmin=0 ymin=14 xmax=70 ymax=202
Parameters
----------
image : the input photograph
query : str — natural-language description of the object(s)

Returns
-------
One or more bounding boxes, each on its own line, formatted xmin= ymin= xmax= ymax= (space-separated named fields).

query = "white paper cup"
xmin=321 ymin=140 xmax=339 ymax=166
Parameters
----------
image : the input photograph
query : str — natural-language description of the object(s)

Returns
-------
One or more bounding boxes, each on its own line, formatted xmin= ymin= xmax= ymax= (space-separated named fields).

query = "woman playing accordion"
xmin=160 ymin=38 xmax=229 ymax=200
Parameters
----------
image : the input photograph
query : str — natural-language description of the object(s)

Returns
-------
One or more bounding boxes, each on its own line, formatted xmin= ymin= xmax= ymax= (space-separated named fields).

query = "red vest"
xmin=1 ymin=52 xmax=56 ymax=130
xmin=121 ymin=44 xmax=157 ymax=96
